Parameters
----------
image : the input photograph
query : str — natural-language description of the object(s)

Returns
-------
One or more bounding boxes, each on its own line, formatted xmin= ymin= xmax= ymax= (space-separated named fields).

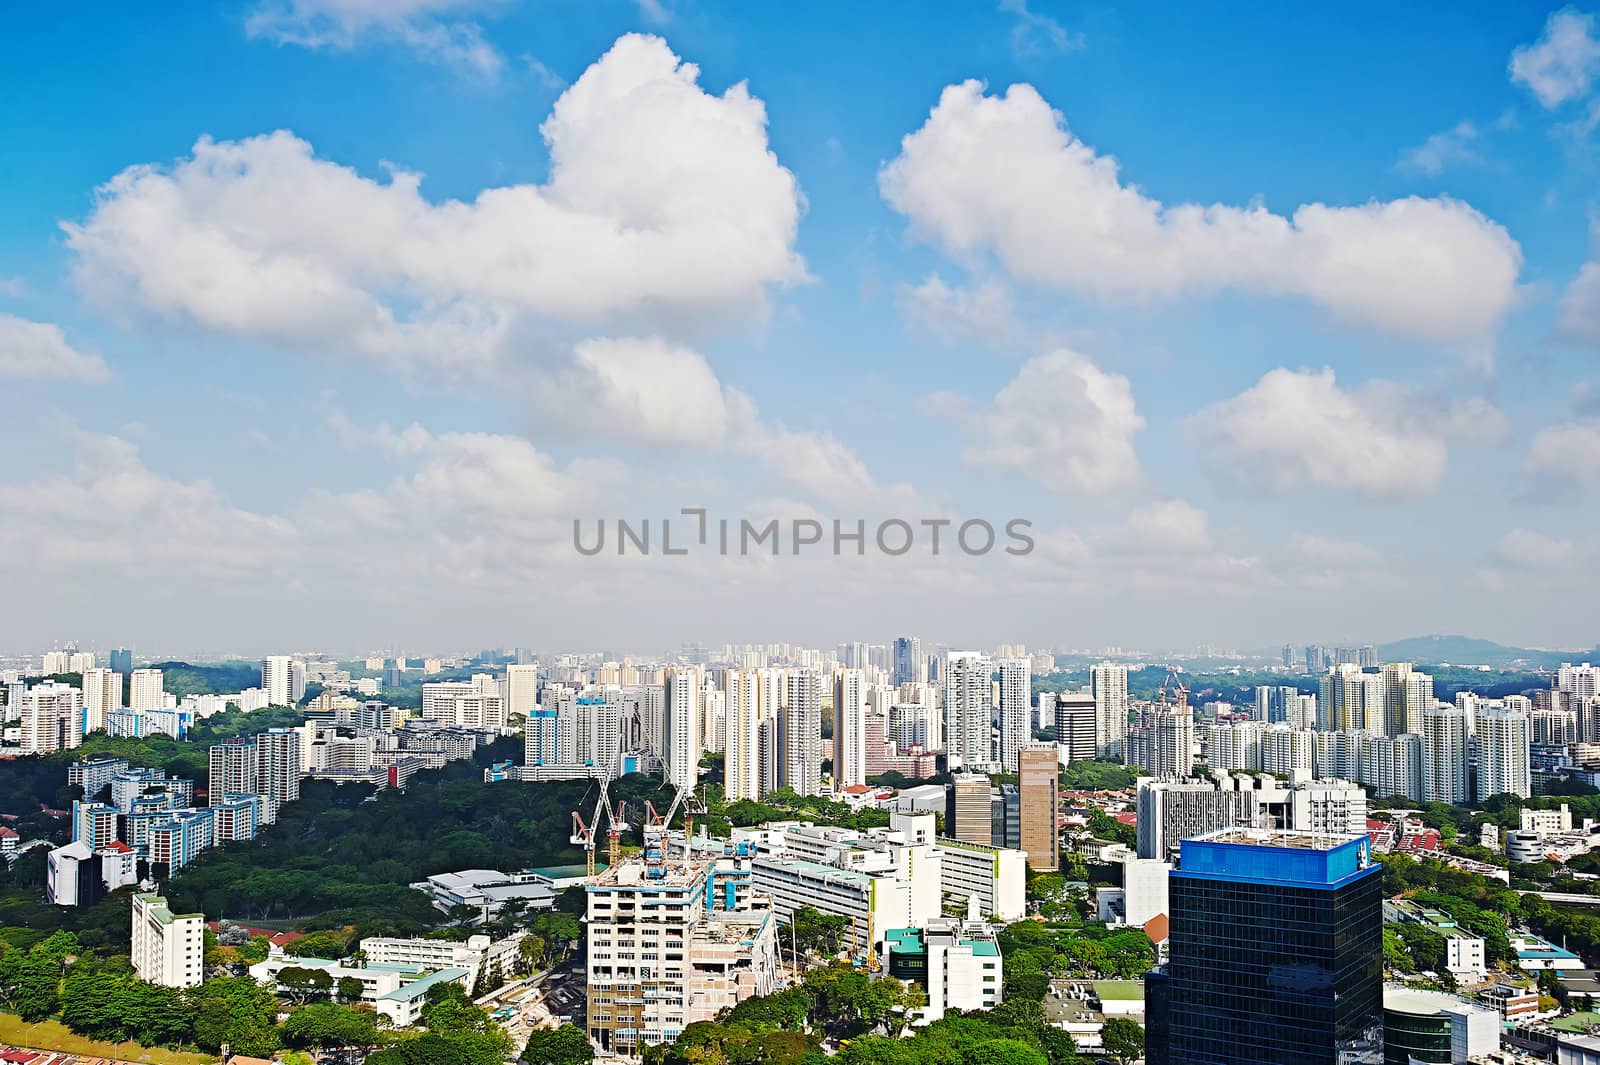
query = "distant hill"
xmin=1377 ymin=635 xmax=1595 ymax=670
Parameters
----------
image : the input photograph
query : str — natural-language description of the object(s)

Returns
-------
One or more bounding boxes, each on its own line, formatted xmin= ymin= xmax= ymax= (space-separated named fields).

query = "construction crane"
xmin=1159 ymin=666 xmax=1190 ymax=710
xmin=571 ymin=809 xmax=597 ymax=878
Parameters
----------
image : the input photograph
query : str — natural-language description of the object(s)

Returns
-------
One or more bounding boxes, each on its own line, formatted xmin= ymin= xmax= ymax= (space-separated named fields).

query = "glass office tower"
xmin=1143 ymin=828 xmax=1383 ymax=1065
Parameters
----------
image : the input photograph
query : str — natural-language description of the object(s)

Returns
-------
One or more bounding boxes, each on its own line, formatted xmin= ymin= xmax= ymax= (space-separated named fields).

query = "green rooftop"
xmin=1093 ymin=980 xmax=1143 ymax=1002
xmin=1550 ymin=1011 xmax=1600 ymax=1033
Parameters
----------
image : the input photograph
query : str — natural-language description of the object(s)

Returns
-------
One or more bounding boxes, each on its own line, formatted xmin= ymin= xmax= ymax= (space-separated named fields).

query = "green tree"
xmin=280 ymin=965 xmax=336 ymax=1003
xmin=282 ymin=1002 xmax=382 ymax=1048
xmin=1100 ymin=1017 xmax=1143 ymax=1065
xmin=522 ymin=1024 xmax=595 ymax=1065
xmin=0 ymin=950 xmax=62 ymax=1022
xmin=338 ymin=976 xmax=366 ymax=1004
xmin=190 ymin=975 xmax=282 ymax=1056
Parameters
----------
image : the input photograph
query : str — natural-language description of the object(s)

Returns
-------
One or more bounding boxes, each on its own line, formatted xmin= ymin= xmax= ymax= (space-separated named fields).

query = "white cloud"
xmin=998 ymin=0 xmax=1084 ymax=59
xmin=633 ymin=0 xmax=670 ymax=25
xmin=1289 ymin=532 xmax=1380 ymax=567
xmin=1188 ymin=366 xmax=1499 ymax=499
xmin=880 ymin=81 xmax=1522 ymax=347
xmin=0 ymin=277 xmax=27 ymax=298
xmin=1114 ymin=499 xmax=1211 ymax=555
xmin=1557 ymin=252 xmax=1600 ymax=348
xmin=0 ymin=313 xmax=112 ymax=381
xmin=957 ymin=349 xmax=1144 ymax=494
xmin=1396 ymin=120 xmax=1482 ymax=177
xmin=0 ymin=433 xmax=295 ymax=575
xmin=532 ymin=336 xmax=734 ymax=448
xmin=1524 ymin=418 xmax=1600 ymax=485
xmin=897 ymin=275 xmax=1015 ymax=346
xmin=65 ymin=34 xmax=805 ymax=373
xmin=246 ymin=0 xmax=506 ymax=78
xmin=1497 ymin=528 xmax=1578 ymax=569
xmin=1511 ymin=8 xmax=1600 ymax=108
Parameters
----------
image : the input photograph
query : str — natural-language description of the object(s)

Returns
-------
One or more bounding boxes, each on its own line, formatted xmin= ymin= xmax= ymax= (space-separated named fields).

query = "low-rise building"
xmin=931 ymin=836 xmax=1028 ymax=922
xmin=1384 ymin=900 xmax=1488 ymax=983
xmin=359 ymin=932 xmax=525 ymax=989
xmin=884 ymin=904 xmax=1003 ymax=1023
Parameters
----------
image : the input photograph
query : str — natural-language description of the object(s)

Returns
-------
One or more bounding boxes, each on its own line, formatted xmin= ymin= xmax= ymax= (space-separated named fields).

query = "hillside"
xmin=1377 ymin=635 xmax=1594 ymax=670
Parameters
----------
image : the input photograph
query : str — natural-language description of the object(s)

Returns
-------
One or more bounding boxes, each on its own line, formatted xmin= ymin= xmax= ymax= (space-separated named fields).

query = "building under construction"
xmin=584 ymin=855 xmax=778 ymax=1054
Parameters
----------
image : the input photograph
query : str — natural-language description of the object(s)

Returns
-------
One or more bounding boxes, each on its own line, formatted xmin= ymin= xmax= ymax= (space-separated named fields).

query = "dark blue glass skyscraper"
xmin=1144 ymin=828 xmax=1383 ymax=1065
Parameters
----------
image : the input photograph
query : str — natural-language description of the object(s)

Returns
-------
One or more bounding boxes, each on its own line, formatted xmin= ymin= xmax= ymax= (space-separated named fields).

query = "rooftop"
xmin=1093 ymin=980 xmax=1143 ymax=1002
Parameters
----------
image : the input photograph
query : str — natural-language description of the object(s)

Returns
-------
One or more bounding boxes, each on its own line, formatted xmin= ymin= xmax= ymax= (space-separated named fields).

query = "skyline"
xmin=4 ymin=2 xmax=1600 ymax=651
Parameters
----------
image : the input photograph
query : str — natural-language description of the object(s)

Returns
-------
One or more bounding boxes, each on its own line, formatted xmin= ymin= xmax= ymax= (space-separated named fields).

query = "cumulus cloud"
xmin=1524 ymin=418 xmax=1600 ymax=486
xmin=1115 ymin=499 xmax=1211 ymax=555
xmin=1511 ymin=8 xmax=1600 ymax=108
xmin=1187 ymin=366 xmax=1498 ymax=499
xmin=880 ymin=81 xmax=1522 ymax=347
xmin=897 ymin=275 xmax=1015 ymax=346
xmin=0 ymin=313 xmax=112 ymax=381
xmin=246 ymin=0 xmax=507 ymax=78
xmin=1556 ymin=229 xmax=1600 ymax=348
xmin=0 ymin=433 xmax=295 ymax=575
xmin=527 ymin=337 xmax=735 ymax=448
xmin=64 ymin=34 xmax=805 ymax=373
xmin=1497 ymin=528 xmax=1578 ymax=569
xmin=955 ymin=349 xmax=1144 ymax=494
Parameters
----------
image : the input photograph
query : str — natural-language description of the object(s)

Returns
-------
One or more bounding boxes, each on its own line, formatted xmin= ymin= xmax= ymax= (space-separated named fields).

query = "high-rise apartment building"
xmin=209 ymin=730 xmax=302 ymax=805
xmin=81 ymin=669 xmax=122 ymax=734
xmin=1018 ymin=745 xmax=1058 ymax=871
xmin=129 ymin=668 xmax=165 ymax=712
xmin=782 ymin=670 xmax=822 ymax=796
xmin=262 ymin=655 xmax=305 ymax=707
xmin=1319 ymin=665 xmax=1384 ymax=732
xmin=997 ymin=659 xmax=1032 ymax=773
xmin=892 ymin=636 xmax=925 ymax=687
xmin=664 ymin=667 xmax=701 ymax=792
xmin=131 ymin=892 xmax=205 ymax=989
xmin=504 ymin=663 xmax=540 ymax=717
xmin=944 ymin=653 xmax=992 ymax=771
xmin=722 ymin=669 xmax=763 ymax=801
xmin=1476 ymin=706 xmax=1531 ymax=801
xmin=22 ymin=681 xmax=84 ymax=754
xmin=1128 ymin=708 xmax=1195 ymax=779
xmin=834 ymin=668 xmax=868 ymax=787
xmin=1422 ymin=707 xmax=1469 ymax=805
xmin=1144 ymin=829 xmax=1382 ymax=1065
xmin=1090 ymin=663 xmax=1129 ymax=760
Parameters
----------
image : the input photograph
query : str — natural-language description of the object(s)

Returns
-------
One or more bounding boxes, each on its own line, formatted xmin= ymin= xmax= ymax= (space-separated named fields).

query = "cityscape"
xmin=5 ymin=4 xmax=1600 ymax=1065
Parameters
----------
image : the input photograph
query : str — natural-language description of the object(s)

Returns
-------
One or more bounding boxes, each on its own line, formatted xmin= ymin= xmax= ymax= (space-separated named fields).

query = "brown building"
xmin=950 ymin=772 xmax=991 ymax=846
xmin=1018 ymin=744 xmax=1059 ymax=871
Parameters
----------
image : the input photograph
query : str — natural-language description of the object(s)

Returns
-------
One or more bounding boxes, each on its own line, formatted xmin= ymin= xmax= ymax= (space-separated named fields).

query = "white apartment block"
xmin=262 ymin=655 xmax=306 ymax=707
xmin=1091 ymin=662 xmax=1129 ymax=760
xmin=997 ymin=658 xmax=1032 ymax=773
xmin=131 ymin=892 xmax=205 ymax=988
xmin=1477 ymin=706 xmax=1532 ymax=801
xmin=834 ymin=668 xmax=869 ymax=787
xmin=129 ymin=669 xmax=166 ymax=712
xmin=81 ymin=669 xmax=122 ymax=734
xmin=23 ymin=682 xmax=84 ymax=754
xmin=504 ymin=663 xmax=540 ymax=717
xmin=783 ymin=670 xmax=822 ymax=796
xmin=1423 ymin=707 xmax=1470 ymax=805
xmin=944 ymin=653 xmax=993 ymax=771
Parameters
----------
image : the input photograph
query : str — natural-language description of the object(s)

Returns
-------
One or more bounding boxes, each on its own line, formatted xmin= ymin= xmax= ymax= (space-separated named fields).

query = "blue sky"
xmin=2 ymin=1 xmax=1598 ymax=658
